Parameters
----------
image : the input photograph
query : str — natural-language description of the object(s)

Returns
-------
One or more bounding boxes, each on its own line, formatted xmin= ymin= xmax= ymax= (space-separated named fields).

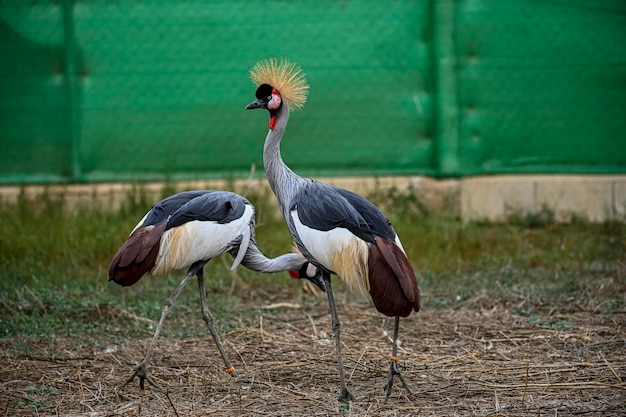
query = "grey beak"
xmin=306 ymin=271 xmax=327 ymax=293
xmin=245 ymin=99 xmax=264 ymax=110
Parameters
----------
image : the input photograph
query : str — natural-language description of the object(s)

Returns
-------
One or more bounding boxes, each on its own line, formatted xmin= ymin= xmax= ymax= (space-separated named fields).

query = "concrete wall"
xmin=459 ymin=175 xmax=625 ymax=222
xmin=1 ymin=175 xmax=624 ymax=222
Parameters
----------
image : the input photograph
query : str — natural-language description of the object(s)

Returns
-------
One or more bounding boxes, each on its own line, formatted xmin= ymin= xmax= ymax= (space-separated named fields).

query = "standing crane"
xmin=245 ymin=58 xmax=420 ymax=402
xmin=109 ymin=189 xmax=318 ymax=389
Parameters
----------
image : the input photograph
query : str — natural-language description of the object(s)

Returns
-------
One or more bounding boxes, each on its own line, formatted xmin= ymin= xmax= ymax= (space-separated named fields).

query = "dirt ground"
xmin=1 ymin=296 xmax=625 ymax=416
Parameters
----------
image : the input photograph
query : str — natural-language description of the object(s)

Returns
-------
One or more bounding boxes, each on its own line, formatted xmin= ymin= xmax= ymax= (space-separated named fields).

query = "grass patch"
xmin=0 ymin=183 xmax=624 ymax=339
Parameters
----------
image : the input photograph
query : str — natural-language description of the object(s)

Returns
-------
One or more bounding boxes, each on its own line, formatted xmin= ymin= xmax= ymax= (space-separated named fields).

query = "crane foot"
xmin=383 ymin=359 xmax=412 ymax=403
xmin=338 ymin=387 xmax=355 ymax=402
xmin=118 ymin=362 xmax=159 ymax=390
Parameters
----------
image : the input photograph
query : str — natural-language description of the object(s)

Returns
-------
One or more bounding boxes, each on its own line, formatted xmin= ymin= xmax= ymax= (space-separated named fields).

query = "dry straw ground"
xmin=2 ymin=293 xmax=625 ymax=416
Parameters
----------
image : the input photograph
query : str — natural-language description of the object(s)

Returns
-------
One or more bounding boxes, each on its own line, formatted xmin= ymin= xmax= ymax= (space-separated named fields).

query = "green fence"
xmin=1 ymin=0 xmax=625 ymax=184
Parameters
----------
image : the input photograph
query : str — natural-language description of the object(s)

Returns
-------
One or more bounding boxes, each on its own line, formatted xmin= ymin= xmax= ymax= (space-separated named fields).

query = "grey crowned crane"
xmin=109 ymin=189 xmax=318 ymax=389
xmin=245 ymin=58 xmax=420 ymax=402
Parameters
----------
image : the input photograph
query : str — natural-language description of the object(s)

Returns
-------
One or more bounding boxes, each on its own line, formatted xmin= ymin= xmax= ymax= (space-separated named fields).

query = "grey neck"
xmin=263 ymin=103 xmax=306 ymax=215
xmin=238 ymin=241 xmax=307 ymax=273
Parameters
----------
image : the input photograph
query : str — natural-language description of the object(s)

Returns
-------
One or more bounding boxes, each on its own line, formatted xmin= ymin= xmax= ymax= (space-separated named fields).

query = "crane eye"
xmin=267 ymin=95 xmax=272 ymax=101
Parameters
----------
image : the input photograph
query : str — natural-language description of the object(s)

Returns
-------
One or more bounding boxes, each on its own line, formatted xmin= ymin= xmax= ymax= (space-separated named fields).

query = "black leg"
xmin=197 ymin=268 xmax=238 ymax=378
xmin=384 ymin=316 xmax=412 ymax=403
xmin=320 ymin=272 xmax=355 ymax=402
xmin=119 ymin=268 xmax=198 ymax=390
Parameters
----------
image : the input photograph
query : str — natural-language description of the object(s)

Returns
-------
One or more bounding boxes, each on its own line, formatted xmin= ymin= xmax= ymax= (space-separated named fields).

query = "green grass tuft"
xmin=1 ymin=184 xmax=624 ymax=338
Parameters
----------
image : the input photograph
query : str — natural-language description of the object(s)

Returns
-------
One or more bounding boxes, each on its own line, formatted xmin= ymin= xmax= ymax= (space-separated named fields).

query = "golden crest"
xmin=249 ymin=58 xmax=309 ymax=110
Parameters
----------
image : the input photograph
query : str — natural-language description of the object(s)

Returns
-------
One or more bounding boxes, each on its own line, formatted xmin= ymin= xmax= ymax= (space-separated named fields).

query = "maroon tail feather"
xmin=109 ymin=220 xmax=167 ymax=287
xmin=367 ymin=236 xmax=420 ymax=317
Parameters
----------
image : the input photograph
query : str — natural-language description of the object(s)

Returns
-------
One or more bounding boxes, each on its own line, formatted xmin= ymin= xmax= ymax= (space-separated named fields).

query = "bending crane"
xmin=109 ymin=190 xmax=316 ymax=388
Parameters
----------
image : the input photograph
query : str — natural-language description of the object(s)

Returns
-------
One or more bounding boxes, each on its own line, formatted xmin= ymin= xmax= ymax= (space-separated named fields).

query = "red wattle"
xmin=270 ymin=115 xmax=276 ymax=130
xmin=289 ymin=270 xmax=299 ymax=279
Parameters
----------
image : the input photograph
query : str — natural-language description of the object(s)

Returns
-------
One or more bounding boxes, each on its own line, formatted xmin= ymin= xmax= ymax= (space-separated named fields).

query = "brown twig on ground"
xmin=1 ymin=304 xmax=625 ymax=416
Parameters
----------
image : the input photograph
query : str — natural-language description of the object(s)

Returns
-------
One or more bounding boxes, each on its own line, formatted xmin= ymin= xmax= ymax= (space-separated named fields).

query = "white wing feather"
xmin=153 ymin=205 xmax=254 ymax=275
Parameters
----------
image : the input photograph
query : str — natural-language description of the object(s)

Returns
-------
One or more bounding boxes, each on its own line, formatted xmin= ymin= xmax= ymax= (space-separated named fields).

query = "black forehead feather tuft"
xmin=255 ymin=84 xmax=274 ymax=99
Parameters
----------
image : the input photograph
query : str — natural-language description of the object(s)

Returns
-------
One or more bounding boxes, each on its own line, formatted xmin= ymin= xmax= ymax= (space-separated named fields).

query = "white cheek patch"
xmin=305 ymin=262 xmax=317 ymax=277
xmin=268 ymin=93 xmax=282 ymax=110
